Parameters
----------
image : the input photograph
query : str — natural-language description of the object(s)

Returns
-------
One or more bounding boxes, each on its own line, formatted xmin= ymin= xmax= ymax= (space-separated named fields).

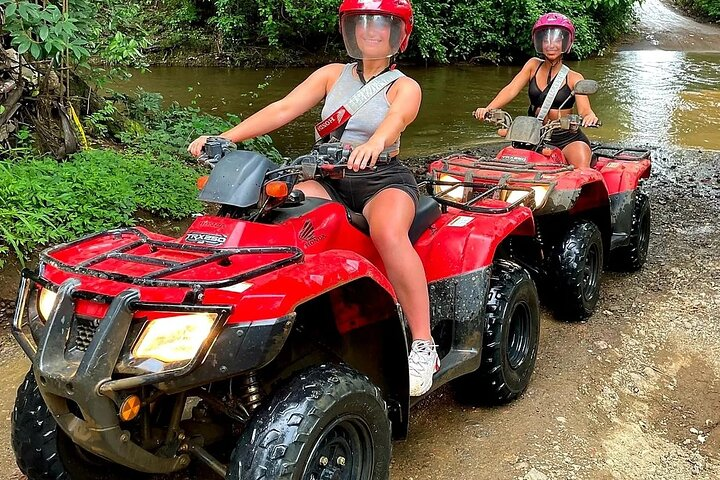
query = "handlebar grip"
xmin=377 ymin=152 xmax=391 ymax=164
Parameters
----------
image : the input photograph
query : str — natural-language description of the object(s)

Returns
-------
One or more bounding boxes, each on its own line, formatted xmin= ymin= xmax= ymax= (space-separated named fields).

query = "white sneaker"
xmin=408 ymin=339 xmax=440 ymax=396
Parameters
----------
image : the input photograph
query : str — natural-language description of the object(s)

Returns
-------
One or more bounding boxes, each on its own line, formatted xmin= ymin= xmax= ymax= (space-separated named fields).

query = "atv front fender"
xmin=416 ymin=207 xmax=535 ymax=280
xmin=600 ymin=159 xmax=651 ymax=195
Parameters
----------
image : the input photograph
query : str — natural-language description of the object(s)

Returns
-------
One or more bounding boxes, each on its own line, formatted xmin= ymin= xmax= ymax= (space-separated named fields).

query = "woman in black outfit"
xmin=474 ymin=12 xmax=600 ymax=169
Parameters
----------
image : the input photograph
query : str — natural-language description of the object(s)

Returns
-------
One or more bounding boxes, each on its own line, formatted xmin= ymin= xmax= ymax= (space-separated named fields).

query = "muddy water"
xmin=119 ymin=50 xmax=720 ymax=156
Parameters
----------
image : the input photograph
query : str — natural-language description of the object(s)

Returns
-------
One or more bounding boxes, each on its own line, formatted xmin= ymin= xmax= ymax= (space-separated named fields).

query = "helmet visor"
xmin=341 ymin=14 xmax=405 ymax=60
xmin=533 ymin=27 xmax=572 ymax=54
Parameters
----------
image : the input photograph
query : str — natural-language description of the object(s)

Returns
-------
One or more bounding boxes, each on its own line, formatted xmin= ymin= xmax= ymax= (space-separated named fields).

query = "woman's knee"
xmin=295 ymin=180 xmax=331 ymax=199
xmin=564 ymin=142 xmax=592 ymax=168
xmin=370 ymin=224 xmax=409 ymax=252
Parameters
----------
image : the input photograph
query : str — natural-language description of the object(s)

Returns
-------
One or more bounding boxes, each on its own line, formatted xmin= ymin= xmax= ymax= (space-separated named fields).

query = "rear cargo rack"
xmin=591 ymin=144 xmax=651 ymax=161
xmin=40 ymin=227 xmax=304 ymax=289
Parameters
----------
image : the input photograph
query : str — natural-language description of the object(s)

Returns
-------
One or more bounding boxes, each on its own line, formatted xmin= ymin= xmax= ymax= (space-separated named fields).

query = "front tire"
xmin=455 ymin=260 xmax=540 ymax=405
xmin=551 ymin=220 xmax=604 ymax=321
xmin=611 ymin=191 xmax=651 ymax=271
xmin=12 ymin=370 xmax=139 ymax=480
xmin=228 ymin=363 xmax=391 ymax=480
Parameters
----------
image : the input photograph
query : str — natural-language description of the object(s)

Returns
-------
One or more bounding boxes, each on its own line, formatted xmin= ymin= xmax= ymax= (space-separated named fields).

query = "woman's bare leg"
xmin=363 ymin=188 xmax=431 ymax=341
xmin=295 ymin=180 xmax=333 ymax=199
xmin=562 ymin=141 xmax=593 ymax=169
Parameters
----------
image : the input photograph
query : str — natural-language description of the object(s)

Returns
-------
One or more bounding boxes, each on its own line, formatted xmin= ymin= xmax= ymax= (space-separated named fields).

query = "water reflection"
xmin=119 ymin=50 xmax=720 ymax=156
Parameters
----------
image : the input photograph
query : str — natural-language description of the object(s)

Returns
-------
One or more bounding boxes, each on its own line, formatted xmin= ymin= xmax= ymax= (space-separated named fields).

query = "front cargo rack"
xmin=440 ymin=153 xmax=574 ymax=176
xmin=40 ymin=227 xmax=304 ymax=289
xmin=427 ymin=153 xmax=565 ymax=213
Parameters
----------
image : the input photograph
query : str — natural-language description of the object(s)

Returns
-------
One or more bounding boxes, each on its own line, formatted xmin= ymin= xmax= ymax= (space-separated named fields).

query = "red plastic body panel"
xmin=429 ymin=144 xmax=651 ymax=216
xmin=430 ymin=148 xmax=606 ymax=194
xmin=593 ymin=157 xmax=651 ymax=195
xmin=40 ymin=200 xmax=533 ymax=325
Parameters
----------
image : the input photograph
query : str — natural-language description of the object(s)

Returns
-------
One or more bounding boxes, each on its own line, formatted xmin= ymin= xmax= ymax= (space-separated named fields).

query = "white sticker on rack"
xmin=448 ymin=216 xmax=474 ymax=227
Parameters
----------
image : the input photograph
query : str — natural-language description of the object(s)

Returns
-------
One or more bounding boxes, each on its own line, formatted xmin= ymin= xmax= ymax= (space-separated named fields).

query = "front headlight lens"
xmin=531 ymin=186 xmax=549 ymax=208
xmin=434 ymin=174 xmax=465 ymax=201
xmin=37 ymin=288 xmax=58 ymax=321
xmin=503 ymin=186 xmax=549 ymax=209
xmin=133 ymin=313 xmax=217 ymax=363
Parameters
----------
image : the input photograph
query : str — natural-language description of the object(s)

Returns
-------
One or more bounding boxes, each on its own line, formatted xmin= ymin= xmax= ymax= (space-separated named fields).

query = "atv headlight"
xmin=503 ymin=186 xmax=549 ymax=209
xmin=434 ymin=174 xmax=464 ymax=201
xmin=531 ymin=186 xmax=549 ymax=207
xmin=133 ymin=313 xmax=217 ymax=363
xmin=37 ymin=288 xmax=58 ymax=321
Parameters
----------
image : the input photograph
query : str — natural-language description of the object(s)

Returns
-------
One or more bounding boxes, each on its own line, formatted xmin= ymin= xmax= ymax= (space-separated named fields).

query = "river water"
xmin=119 ymin=50 xmax=720 ymax=157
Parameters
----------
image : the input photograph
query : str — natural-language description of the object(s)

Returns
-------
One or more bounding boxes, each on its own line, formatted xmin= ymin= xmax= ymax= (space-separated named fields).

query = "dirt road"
xmin=624 ymin=0 xmax=720 ymax=51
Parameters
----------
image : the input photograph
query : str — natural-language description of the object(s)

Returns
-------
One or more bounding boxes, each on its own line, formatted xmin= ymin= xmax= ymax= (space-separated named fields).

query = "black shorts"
xmin=319 ymin=159 xmax=419 ymax=214
xmin=548 ymin=128 xmax=591 ymax=150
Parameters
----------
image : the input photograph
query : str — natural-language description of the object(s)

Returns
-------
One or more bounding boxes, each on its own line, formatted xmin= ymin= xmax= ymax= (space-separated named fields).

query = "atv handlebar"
xmin=198 ymin=137 xmax=237 ymax=168
xmin=285 ymin=142 xmax=392 ymax=181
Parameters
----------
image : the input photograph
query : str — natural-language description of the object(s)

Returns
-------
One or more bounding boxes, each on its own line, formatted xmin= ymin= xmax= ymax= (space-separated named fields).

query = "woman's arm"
xmin=188 ymin=63 xmax=343 ymax=157
xmin=347 ymin=76 xmax=422 ymax=171
xmin=570 ymin=71 xmax=599 ymax=127
xmin=473 ymin=59 xmax=538 ymax=120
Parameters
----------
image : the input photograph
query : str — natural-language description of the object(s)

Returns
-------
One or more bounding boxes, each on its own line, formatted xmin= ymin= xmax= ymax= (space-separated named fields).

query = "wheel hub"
xmin=305 ymin=415 xmax=372 ymax=480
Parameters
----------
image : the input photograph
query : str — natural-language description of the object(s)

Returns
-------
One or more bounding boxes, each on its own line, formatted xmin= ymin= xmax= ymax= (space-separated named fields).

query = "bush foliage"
xmin=0 ymin=150 xmax=203 ymax=266
xmin=674 ymin=0 xmax=720 ymax=21
xmin=147 ymin=0 xmax=637 ymax=62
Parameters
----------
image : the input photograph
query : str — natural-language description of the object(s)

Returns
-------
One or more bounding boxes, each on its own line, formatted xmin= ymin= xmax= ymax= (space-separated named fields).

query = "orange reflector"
xmin=541 ymin=148 xmax=553 ymax=157
xmin=119 ymin=395 xmax=142 ymax=422
xmin=197 ymin=176 xmax=209 ymax=190
xmin=265 ymin=181 xmax=289 ymax=198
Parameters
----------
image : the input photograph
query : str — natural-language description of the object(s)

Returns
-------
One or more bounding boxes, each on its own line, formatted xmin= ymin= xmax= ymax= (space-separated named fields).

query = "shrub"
xmin=0 ymin=150 xmax=202 ymax=266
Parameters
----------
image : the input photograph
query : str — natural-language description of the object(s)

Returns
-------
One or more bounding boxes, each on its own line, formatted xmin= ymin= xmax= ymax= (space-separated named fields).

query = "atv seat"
xmin=346 ymin=195 xmax=442 ymax=244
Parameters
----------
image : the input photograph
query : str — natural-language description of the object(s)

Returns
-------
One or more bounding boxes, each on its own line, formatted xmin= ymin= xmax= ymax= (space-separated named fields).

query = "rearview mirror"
xmin=573 ymin=80 xmax=598 ymax=95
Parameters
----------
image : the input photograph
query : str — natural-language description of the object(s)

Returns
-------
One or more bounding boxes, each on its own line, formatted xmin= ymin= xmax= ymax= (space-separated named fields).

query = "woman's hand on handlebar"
xmin=347 ymin=138 xmax=385 ymax=172
xmin=582 ymin=113 xmax=600 ymax=128
xmin=473 ymin=107 xmax=490 ymax=121
xmin=188 ymin=135 xmax=211 ymax=157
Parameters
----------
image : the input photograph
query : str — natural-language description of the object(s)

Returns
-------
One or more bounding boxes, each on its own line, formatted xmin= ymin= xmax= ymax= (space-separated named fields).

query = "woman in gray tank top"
xmin=189 ymin=0 xmax=439 ymax=397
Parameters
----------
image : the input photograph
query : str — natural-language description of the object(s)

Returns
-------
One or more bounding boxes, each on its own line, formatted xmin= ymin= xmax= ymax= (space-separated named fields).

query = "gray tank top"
xmin=318 ymin=63 xmax=403 ymax=156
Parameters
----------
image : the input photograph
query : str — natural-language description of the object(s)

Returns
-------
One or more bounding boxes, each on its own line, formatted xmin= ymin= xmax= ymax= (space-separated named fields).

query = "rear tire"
xmin=12 ymin=370 xmax=140 ymax=480
xmin=455 ymin=260 xmax=540 ymax=405
xmin=227 ymin=363 xmax=391 ymax=480
xmin=551 ymin=220 xmax=603 ymax=321
xmin=611 ymin=191 xmax=651 ymax=271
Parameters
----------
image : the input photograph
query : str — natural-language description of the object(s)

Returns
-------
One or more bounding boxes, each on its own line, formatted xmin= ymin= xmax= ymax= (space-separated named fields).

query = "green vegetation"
xmin=0 ymin=150 xmax=202 ymax=266
xmin=139 ymin=0 xmax=637 ymax=64
xmin=0 ymin=90 xmax=280 ymax=266
xmin=674 ymin=0 xmax=720 ymax=21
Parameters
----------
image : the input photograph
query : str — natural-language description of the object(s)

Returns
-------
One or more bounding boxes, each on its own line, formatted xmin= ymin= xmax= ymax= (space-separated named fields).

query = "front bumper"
xmin=12 ymin=269 xmax=295 ymax=473
xmin=16 ymin=277 xmax=191 ymax=473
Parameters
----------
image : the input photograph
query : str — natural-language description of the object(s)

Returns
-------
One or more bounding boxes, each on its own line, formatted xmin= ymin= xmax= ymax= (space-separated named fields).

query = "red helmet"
xmin=532 ymin=12 xmax=575 ymax=54
xmin=339 ymin=0 xmax=414 ymax=56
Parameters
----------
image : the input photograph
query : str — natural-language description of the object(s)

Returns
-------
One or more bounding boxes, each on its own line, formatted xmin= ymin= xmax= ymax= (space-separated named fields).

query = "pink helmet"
xmin=532 ymin=12 xmax=575 ymax=54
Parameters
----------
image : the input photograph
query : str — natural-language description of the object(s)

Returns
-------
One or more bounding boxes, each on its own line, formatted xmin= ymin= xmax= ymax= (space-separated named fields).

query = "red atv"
xmin=428 ymin=80 xmax=651 ymax=321
xmin=11 ymin=140 xmax=541 ymax=480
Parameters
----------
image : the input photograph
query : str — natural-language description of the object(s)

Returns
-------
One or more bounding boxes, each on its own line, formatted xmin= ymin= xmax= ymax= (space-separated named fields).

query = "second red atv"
xmin=11 ymin=140 xmax=541 ymax=480
xmin=428 ymin=80 xmax=652 ymax=321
